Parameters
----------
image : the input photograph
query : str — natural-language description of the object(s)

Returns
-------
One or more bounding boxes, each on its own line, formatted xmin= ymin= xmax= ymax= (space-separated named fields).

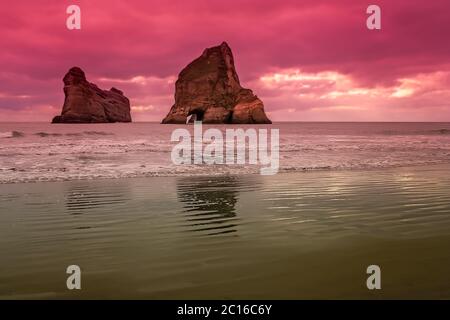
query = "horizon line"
xmin=2 ymin=121 xmax=450 ymax=124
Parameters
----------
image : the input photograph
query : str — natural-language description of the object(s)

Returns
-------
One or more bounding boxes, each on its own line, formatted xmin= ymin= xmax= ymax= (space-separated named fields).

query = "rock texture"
xmin=52 ymin=67 xmax=131 ymax=123
xmin=162 ymin=42 xmax=271 ymax=124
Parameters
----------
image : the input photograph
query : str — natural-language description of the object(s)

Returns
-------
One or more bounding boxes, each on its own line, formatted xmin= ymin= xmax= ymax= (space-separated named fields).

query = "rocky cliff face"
xmin=52 ymin=67 xmax=131 ymax=123
xmin=162 ymin=42 xmax=271 ymax=124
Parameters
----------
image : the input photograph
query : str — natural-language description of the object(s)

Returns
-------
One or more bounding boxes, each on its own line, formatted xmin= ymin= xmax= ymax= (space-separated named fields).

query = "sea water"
xmin=1 ymin=122 xmax=450 ymax=299
xmin=1 ymin=122 xmax=450 ymax=183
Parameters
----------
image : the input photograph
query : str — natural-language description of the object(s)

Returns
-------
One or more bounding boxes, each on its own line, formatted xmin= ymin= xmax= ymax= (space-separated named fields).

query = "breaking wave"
xmin=433 ymin=129 xmax=450 ymax=135
xmin=2 ymin=131 xmax=115 ymax=139
xmin=1 ymin=122 xmax=450 ymax=183
xmin=35 ymin=131 xmax=114 ymax=137
xmin=35 ymin=132 xmax=63 ymax=137
xmin=0 ymin=131 xmax=24 ymax=138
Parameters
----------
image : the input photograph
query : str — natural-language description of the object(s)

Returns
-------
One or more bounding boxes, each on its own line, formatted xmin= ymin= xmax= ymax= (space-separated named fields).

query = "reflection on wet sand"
xmin=176 ymin=176 xmax=241 ymax=236
xmin=64 ymin=183 xmax=130 ymax=215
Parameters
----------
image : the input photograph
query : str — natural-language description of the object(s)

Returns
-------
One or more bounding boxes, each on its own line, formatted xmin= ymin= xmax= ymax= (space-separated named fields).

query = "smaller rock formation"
xmin=52 ymin=67 xmax=131 ymax=123
xmin=162 ymin=42 xmax=271 ymax=124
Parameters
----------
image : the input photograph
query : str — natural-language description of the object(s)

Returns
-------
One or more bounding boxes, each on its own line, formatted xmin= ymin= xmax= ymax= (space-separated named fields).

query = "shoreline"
xmin=2 ymin=161 xmax=450 ymax=185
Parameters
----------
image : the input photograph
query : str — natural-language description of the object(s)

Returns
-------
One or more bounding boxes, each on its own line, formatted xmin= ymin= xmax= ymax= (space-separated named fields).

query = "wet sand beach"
xmin=1 ymin=164 xmax=450 ymax=299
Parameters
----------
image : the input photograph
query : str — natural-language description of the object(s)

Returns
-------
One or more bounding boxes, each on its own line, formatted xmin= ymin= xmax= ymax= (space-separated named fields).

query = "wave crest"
xmin=0 ymin=131 xmax=24 ymax=138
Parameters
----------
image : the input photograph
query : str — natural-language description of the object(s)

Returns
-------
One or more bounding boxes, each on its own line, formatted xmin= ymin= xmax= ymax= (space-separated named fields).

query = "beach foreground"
xmin=1 ymin=164 xmax=450 ymax=299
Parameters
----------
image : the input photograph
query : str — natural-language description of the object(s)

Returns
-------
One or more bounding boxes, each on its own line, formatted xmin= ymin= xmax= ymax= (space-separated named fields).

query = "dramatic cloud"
xmin=0 ymin=0 xmax=450 ymax=121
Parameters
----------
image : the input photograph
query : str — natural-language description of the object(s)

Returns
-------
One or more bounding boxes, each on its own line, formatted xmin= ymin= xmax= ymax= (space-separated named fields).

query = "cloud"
xmin=0 ymin=0 xmax=450 ymax=121
xmin=253 ymin=69 xmax=450 ymax=121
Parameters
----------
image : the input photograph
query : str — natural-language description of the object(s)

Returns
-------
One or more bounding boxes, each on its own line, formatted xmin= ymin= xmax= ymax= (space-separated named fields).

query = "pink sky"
xmin=1 ymin=0 xmax=450 ymax=122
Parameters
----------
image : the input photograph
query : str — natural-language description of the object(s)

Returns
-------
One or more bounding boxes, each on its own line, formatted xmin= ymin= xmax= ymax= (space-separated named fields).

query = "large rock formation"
xmin=52 ymin=67 xmax=131 ymax=123
xmin=162 ymin=42 xmax=271 ymax=124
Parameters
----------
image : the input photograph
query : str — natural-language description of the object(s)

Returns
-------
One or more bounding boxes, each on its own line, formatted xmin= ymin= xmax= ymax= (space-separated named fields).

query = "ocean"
xmin=1 ymin=122 xmax=450 ymax=299
xmin=1 ymin=122 xmax=450 ymax=183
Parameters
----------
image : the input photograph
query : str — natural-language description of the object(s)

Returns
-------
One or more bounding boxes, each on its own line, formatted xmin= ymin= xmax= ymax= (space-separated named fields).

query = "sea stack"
xmin=52 ymin=67 xmax=131 ymax=123
xmin=162 ymin=42 xmax=271 ymax=124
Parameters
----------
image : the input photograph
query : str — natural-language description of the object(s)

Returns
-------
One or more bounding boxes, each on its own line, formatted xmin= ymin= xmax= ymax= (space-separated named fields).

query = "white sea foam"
xmin=1 ymin=122 xmax=450 ymax=183
xmin=0 ymin=131 xmax=24 ymax=138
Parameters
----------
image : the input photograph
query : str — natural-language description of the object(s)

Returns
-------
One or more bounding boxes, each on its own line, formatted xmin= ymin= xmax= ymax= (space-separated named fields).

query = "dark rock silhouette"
xmin=52 ymin=67 xmax=131 ymax=123
xmin=162 ymin=42 xmax=271 ymax=124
